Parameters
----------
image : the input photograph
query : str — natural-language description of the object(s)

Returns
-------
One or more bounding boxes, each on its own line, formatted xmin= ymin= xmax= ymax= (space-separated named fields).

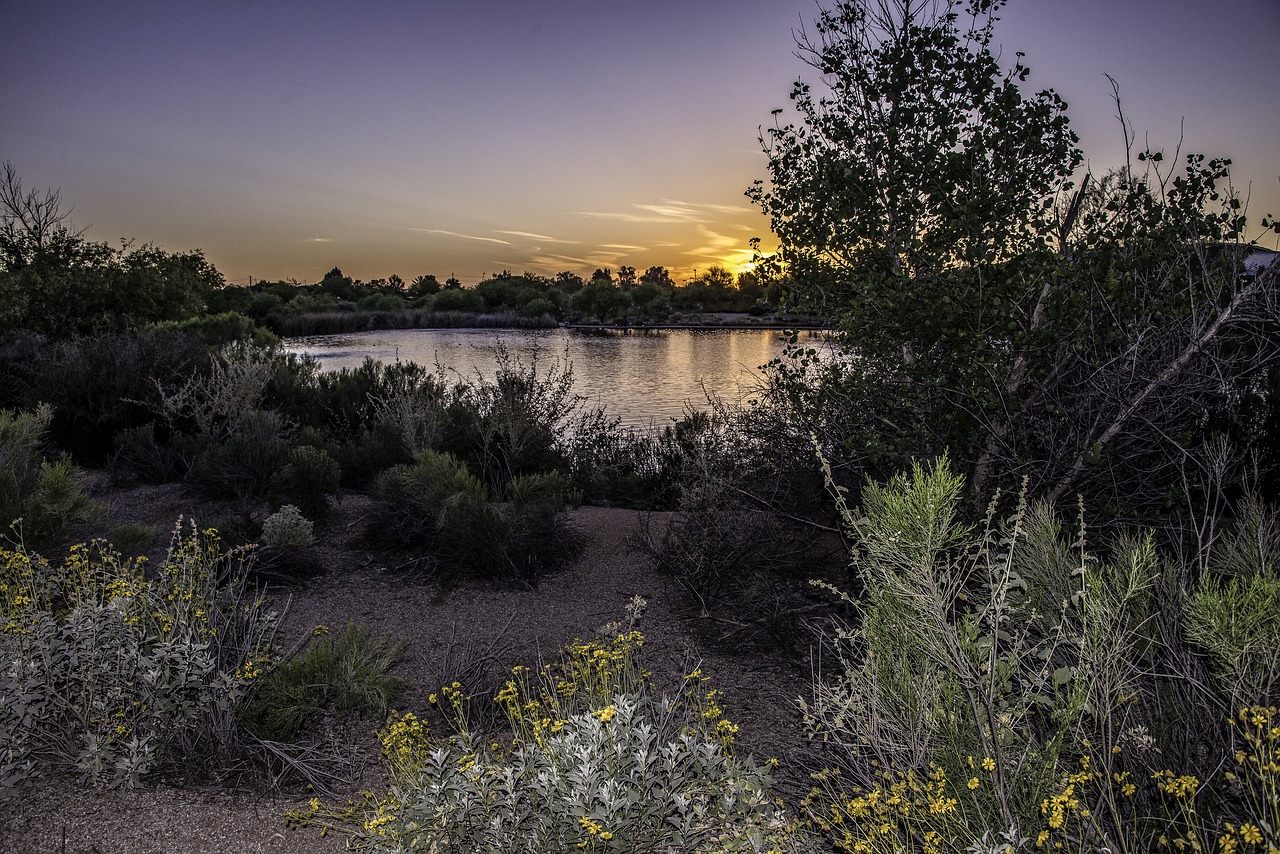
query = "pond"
xmin=282 ymin=327 xmax=829 ymax=430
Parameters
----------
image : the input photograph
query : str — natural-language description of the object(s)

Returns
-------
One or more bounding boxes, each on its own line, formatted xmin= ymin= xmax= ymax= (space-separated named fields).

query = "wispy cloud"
xmin=495 ymin=230 xmax=578 ymax=244
xmin=411 ymin=228 xmax=511 ymax=245
xmin=576 ymin=198 xmax=754 ymax=224
xmin=681 ymin=224 xmax=741 ymax=256
xmin=661 ymin=198 xmax=754 ymax=216
xmin=600 ymin=243 xmax=648 ymax=251
xmin=307 ymin=237 xmax=334 ymax=243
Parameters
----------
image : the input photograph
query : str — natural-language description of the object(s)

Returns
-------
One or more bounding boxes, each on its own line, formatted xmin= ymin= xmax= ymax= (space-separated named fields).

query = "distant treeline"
xmin=210 ymin=266 xmax=788 ymax=336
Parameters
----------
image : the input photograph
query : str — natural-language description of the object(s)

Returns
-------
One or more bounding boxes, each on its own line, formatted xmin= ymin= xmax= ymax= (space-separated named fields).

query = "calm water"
xmin=282 ymin=327 xmax=827 ymax=429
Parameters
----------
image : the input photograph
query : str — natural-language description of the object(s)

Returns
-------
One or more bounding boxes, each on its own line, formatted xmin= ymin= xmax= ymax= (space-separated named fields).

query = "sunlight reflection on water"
xmin=282 ymin=327 xmax=828 ymax=430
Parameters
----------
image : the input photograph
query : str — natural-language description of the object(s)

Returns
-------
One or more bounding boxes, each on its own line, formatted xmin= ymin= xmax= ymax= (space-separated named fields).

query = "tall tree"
xmin=751 ymin=0 xmax=1280 ymax=518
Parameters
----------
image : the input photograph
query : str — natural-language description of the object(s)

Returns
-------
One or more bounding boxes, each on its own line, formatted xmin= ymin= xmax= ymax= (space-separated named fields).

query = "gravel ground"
xmin=2 ymin=478 xmax=837 ymax=853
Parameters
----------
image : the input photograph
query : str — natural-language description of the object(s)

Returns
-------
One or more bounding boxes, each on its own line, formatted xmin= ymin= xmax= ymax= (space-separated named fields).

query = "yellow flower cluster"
xmin=576 ymin=816 xmax=615 ymax=848
xmin=379 ymin=711 xmax=429 ymax=771
xmin=1154 ymin=770 xmax=1201 ymax=800
xmin=803 ymin=764 xmax=967 ymax=854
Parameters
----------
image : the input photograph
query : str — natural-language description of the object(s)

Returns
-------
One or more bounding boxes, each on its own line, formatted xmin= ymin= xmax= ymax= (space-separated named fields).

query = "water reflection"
xmin=282 ymin=327 xmax=827 ymax=429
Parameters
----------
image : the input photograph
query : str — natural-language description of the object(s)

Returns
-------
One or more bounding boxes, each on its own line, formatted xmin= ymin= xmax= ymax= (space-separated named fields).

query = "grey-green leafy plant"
xmin=0 ymin=521 xmax=278 ymax=794
xmin=296 ymin=625 xmax=809 ymax=852
xmin=260 ymin=504 xmax=314 ymax=549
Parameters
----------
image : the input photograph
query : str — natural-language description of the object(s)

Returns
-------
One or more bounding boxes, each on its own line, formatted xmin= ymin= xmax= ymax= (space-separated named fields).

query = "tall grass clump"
xmin=801 ymin=454 xmax=1280 ymax=852
xmin=0 ymin=520 xmax=278 ymax=794
xmin=239 ymin=622 xmax=405 ymax=743
xmin=290 ymin=606 xmax=809 ymax=852
xmin=1 ymin=404 xmax=100 ymax=551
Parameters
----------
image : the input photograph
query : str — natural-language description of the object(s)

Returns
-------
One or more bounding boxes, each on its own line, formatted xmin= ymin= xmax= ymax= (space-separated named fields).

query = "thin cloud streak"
xmin=411 ymin=228 xmax=512 ymax=246
xmin=496 ymin=230 xmax=579 ymax=244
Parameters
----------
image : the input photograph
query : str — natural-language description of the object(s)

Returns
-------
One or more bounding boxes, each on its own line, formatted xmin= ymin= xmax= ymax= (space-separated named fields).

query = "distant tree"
xmin=317 ymin=267 xmax=360 ymax=301
xmin=570 ymin=278 xmax=630 ymax=322
xmin=409 ymin=274 xmax=441 ymax=297
xmin=590 ymin=268 xmax=613 ymax=285
xmin=639 ymin=266 xmax=675 ymax=289
xmin=444 ymin=276 xmax=463 ymax=290
xmin=0 ymin=161 xmax=77 ymax=270
xmin=688 ymin=266 xmax=734 ymax=289
xmin=0 ymin=163 xmax=224 ymax=336
xmin=617 ymin=265 xmax=637 ymax=287
xmin=552 ymin=271 xmax=585 ymax=294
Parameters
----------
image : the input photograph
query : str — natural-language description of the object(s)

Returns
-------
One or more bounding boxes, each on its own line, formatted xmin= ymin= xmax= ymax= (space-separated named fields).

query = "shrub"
xmin=0 ymin=522 xmax=278 ymax=793
xmin=1184 ymin=495 xmax=1280 ymax=706
xmin=260 ymin=504 xmax=314 ymax=549
xmin=108 ymin=422 xmax=186 ymax=485
xmin=0 ymin=405 xmax=100 ymax=551
xmin=26 ymin=330 xmax=208 ymax=465
xmin=369 ymin=451 xmax=581 ymax=583
xmin=370 ymin=449 xmax=488 ymax=551
xmin=269 ymin=445 xmax=341 ymax=520
xmin=801 ymin=456 xmax=1280 ymax=851
xmin=108 ymin=523 xmax=154 ymax=555
xmin=566 ymin=411 xmax=682 ymax=509
xmin=291 ymin=627 xmax=807 ymax=852
xmin=156 ymin=341 xmax=279 ymax=444
xmin=447 ymin=345 xmax=582 ymax=489
xmin=239 ymin=622 xmax=405 ymax=743
xmin=195 ymin=409 xmax=291 ymax=505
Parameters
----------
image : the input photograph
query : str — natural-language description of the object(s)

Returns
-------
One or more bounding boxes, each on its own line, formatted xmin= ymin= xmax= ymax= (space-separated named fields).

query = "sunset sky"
xmin=3 ymin=0 xmax=1277 ymax=286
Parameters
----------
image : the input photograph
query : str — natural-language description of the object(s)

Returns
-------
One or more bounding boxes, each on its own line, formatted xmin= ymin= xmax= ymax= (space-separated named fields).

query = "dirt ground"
xmin=1 ymin=476 xmax=843 ymax=854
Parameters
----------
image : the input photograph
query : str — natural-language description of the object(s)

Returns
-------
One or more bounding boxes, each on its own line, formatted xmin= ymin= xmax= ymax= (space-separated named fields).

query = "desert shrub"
xmin=370 ymin=449 xmax=488 ymax=550
xmin=369 ymin=451 xmax=581 ymax=583
xmin=260 ymin=504 xmax=314 ymax=549
xmin=0 ymin=405 xmax=100 ymax=550
xmin=335 ymin=423 xmax=415 ymax=489
xmin=368 ymin=370 xmax=449 ymax=455
xmin=291 ymin=626 xmax=807 ymax=852
xmin=269 ymin=445 xmax=341 ymax=520
xmin=1184 ymin=495 xmax=1280 ymax=707
xmin=27 ymin=330 xmax=209 ymax=465
xmin=195 ymin=409 xmax=291 ymax=504
xmin=0 ymin=522 xmax=278 ymax=794
xmin=239 ymin=622 xmax=405 ymax=743
xmin=637 ymin=410 xmax=811 ymax=619
xmin=802 ymin=456 xmax=1280 ymax=852
xmin=108 ymin=422 xmax=187 ymax=485
xmin=447 ymin=345 xmax=582 ymax=489
xmin=494 ymin=471 xmax=583 ymax=583
xmin=566 ymin=411 xmax=684 ymax=509
xmin=156 ymin=341 xmax=279 ymax=444
xmin=108 ymin=523 xmax=154 ymax=555
xmin=163 ymin=311 xmax=277 ymax=348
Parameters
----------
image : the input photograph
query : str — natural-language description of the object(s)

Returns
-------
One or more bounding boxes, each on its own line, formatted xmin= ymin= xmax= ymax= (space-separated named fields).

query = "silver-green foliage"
xmin=0 ymin=521 xmax=278 ymax=794
xmin=261 ymin=503 xmax=314 ymax=548
xmin=371 ymin=696 xmax=798 ymax=853
xmin=805 ymin=455 xmax=1160 ymax=832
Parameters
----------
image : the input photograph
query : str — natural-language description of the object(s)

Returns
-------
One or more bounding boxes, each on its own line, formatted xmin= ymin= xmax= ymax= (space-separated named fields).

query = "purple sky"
xmin=3 ymin=0 xmax=1277 ymax=286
